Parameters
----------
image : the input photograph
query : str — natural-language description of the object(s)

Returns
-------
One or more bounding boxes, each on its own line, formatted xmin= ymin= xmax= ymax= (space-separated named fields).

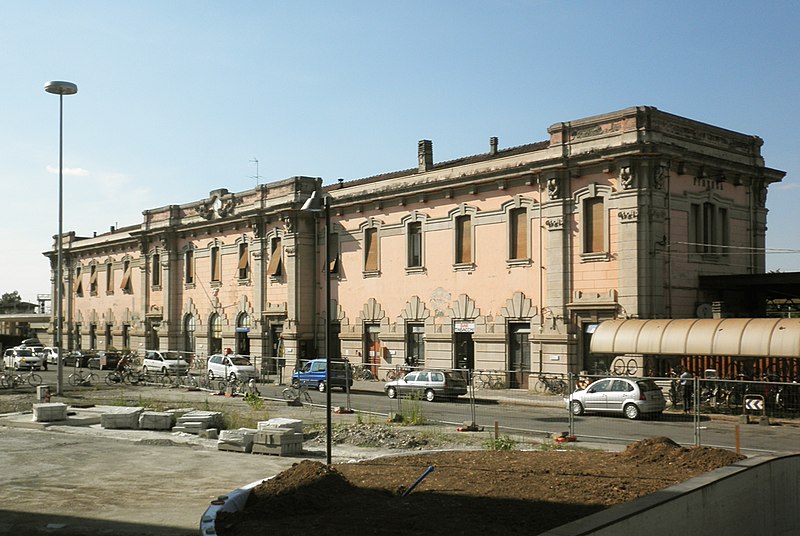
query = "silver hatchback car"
xmin=565 ymin=377 xmax=666 ymax=419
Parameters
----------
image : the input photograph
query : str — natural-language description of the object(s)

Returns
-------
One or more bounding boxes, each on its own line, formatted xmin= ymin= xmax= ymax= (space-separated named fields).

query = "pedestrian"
xmin=680 ymin=367 xmax=694 ymax=412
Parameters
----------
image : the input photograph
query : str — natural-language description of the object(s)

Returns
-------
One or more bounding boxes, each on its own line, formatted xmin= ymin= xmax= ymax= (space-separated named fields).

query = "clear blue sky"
xmin=2 ymin=1 xmax=798 ymax=304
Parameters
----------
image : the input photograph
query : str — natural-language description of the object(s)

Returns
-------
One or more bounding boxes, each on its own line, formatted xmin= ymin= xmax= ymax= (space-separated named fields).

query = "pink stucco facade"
xmin=48 ymin=107 xmax=784 ymax=386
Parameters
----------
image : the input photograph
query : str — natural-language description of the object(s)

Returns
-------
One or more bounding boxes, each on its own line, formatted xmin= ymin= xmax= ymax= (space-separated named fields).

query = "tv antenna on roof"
xmin=250 ymin=158 xmax=263 ymax=186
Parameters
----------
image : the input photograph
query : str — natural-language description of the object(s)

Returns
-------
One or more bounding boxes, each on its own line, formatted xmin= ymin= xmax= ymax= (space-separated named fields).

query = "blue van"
xmin=292 ymin=359 xmax=352 ymax=392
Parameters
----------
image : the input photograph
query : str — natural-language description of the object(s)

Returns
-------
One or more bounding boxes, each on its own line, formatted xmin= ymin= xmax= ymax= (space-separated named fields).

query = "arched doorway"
xmin=236 ymin=313 xmax=251 ymax=355
xmin=184 ymin=315 xmax=195 ymax=354
xmin=209 ymin=313 xmax=222 ymax=356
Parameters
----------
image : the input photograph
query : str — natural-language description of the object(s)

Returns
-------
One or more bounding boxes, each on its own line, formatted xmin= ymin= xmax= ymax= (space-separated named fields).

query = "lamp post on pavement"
xmin=44 ymin=80 xmax=78 ymax=396
xmin=301 ymin=189 xmax=332 ymax=464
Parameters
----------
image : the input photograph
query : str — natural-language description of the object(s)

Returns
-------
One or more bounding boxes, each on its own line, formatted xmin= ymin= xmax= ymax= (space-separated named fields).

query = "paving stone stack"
xmin=217 ymin=428 xmax=258 ymax=453
xmin=100 ymin=406 xmax=144 ymax=429
xmin=173 ymin=410 xmax=223 ymax=434
xmin=251 ymin=418 xmax=304 ymax=456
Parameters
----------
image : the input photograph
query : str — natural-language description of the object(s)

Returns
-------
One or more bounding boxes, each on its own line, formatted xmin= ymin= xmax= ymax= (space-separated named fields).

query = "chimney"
xmin=418 ymin=139 xmax=433 ymax=172
xmin=489 ymin=136 xmax=498 ymax=155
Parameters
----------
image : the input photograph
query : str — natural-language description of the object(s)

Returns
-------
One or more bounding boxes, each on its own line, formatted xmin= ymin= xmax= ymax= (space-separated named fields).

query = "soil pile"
xmin=216 ymin=437 xmax=745 ymax=536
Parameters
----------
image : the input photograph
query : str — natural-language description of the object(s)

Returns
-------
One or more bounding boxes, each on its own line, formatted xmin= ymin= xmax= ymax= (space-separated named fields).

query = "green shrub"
xmin=484 ymin=435 xmax=517 ymax=451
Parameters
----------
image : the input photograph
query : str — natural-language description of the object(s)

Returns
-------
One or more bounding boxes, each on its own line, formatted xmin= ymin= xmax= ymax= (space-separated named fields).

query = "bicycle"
xmin=351 ymin=364 xmax=375 ymax=381
xmin=612 ymin=357 xmax=638 ymax=376
xmin=533 ymin=374 xmax=568 ymax=395
xmin=1 ymin=370 xmax=42 ymax=388
xmin=384 ymin=366 xmax=410 ymax=381
xmin=474 ymin=370 xmax=504 ymax=389
xmin=282 ymin=383 xmax=313 ymax=405
xmin=68 ymin=368 xmax=100 ymax=387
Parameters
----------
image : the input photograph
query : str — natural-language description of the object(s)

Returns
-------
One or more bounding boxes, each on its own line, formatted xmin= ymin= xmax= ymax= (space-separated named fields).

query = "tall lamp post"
xmin=44 ymin=80 xmax=78 ymax=396
xmin=301 ymin=189 xmax=331 ymax=464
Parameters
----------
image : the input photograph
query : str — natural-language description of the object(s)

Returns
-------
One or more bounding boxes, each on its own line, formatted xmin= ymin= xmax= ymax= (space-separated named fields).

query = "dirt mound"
xmin=623 ymin=436 xmax=745 ymax=469
xmin=215 ymin=437 xmax=745 ymax=536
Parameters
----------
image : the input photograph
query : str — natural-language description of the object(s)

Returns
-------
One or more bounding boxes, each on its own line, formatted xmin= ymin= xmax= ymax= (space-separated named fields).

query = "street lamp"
xmin=301 ymin=189 xmax=332 ymax=464
xmin=45 ymin=80 xmax=78 ymax=396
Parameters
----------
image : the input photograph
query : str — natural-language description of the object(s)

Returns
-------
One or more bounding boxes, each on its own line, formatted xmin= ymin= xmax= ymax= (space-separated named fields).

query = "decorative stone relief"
xmin=196 ymin=194 xmax=238 ymax=220
xmin=618 ymin=209 xmax=639 ymax=223
xmin=499 ymin=291 xmax=536 ymax=320
xmin=359 ymin=297 xmax=386 ymax=323
xmin=448 ymin=294 xmax=479 ymax=320
xmin=620 ymin=166 xmax=635 ymax=190
xmin=654 ymin=165 xmax=667 ymax=190
xmin=547 ymin=177 xmax=560 ymax=199
xmin=400 ymin=296 xmax=431 ymax=321
xmin=545 ymin=217 xmax=564 ymax=230
xmin=283 ymin=216 xmax=294 ymax=233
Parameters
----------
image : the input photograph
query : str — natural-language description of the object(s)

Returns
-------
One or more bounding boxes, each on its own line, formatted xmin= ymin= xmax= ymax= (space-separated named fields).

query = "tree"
xmin=0 ymin=291 xmax=22 ymax=307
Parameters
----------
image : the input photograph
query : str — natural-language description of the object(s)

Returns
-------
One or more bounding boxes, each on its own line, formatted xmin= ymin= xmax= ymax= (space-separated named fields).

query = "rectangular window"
xmin=211 ymin=246 xmax=221 ymax=282
xmin=407 ymin=222 xmax=422 ymax=267
xmin=510 ymin=208 xmax=527 ymax=260
xmin=89 ymin=324 xmax=97 ymax=350
xmin=267 ymin=238 xmax=283 ymax=276
xmin=327 ymin=233 xmax=339 ymax=274
xmin=364 ymin=228 xmax=378 ymax=272
xmin=90 ymin=265 xmax=98 ymax=294
xmin=238 ymin=243 xmax=250 ymax=279
xmin=690 ymin=202 xmax=729 ymax=256
xmin=105 ymin=324 xmax=112 ymax=351
xmin=106 ymin=263 xmax=114 ymax=294
xmin=583 ymin=197 xmax=604 ymax=253
xmin=120 ymin=260 xmax=132 ymax=293
xmin=152 ymin=254 xmax=161 ymax=287
xmin=185 ymin=250 xmax=194 ymax=284
xmin=455 ymin=215 xmax=472 ymax=264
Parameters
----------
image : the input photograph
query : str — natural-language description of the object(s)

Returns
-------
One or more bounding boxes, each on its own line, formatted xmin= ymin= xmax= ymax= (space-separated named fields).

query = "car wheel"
xmin=318 ymin=381 xmax=327 ymax=392
xmin=229 ymin=373 xmax=238 ymax=382
xmin=161 ymin=367 xmax=167 ymax=374
xmin=570 ymin=400 xmax=584 ymax=416
xmin=387 ymin=386 xmax=397 ymax=399
xmin=624 ymin=403 xmax=640 ymax=420
xmin=424 ymin=389 xmax=435 ymax=402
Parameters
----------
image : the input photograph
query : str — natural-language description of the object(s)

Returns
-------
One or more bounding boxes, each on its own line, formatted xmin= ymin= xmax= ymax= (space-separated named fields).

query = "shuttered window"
xmin=510 ymin=208 xmax=527 ymax=260
xmin=106 ymin=263 xmax=114 ymax=293
xmin=267 ymin=239 xmax=282 ymax=276
xmin=120 ymin=261 xmax=132 ymax=293
xmin=90 ymin=266 xmax=98 ymax=294
xmin=75 ymin=267 xmax=83 ymax=296
xmin=327 ymin=234 xmax=339 ymax=274
xmin=364 ymin=228 xmax=379 ymax=272
xmin=583 ymin=197 xmax=604 ymax=253
xmin=456 ymin=215 xmax=472 ymax=264
xmin=238 ymin=243 xmax=250 ymax=279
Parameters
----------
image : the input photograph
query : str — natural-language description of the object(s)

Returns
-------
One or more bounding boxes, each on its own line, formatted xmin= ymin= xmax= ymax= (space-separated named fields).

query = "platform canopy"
xmin=590 ymin=318 xmax=800 ymax=358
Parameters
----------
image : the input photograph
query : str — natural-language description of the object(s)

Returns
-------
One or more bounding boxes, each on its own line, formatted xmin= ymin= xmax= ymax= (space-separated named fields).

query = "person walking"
xmin=680 ymin=368 xmax=694 ymax=413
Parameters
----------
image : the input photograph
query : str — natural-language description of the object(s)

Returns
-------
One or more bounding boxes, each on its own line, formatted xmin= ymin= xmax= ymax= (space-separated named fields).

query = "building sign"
xmin=454 ymin=322 xmax=475 ymax=333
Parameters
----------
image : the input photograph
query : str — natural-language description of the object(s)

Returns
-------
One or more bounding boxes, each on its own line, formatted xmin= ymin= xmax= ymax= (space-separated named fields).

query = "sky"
xmin=2 ymin=1 xmax=799 ymax=304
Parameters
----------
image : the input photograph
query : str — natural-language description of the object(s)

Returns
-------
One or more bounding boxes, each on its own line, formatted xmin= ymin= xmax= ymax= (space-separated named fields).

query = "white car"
xmin=142 ymin=350 xmax=189 ymax=375
xmin=42 ymin=347 xmax=61 ymax=365
xmin=207 ymin=354 xmax=257 ymax=382
xmin=565 ymin=377 xmax=666 ymax=420
xmin=3 ymin=347 xmax=44 ymax=371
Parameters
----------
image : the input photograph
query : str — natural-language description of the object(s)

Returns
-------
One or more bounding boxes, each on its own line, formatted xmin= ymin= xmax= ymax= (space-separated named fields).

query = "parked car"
xmin=207 ymin=354 xmax=257 ymax=382
xmin=42 ymin=347 xmax=61 ymax=365
xmin=291 ymin=358 xmax=352 ymax=392
xmin=63 ymin=351 xmax=95 ymax=368
xmin=384 ymin=369 xmax=468 ymax=402
xmin=3 ymin=347 xmax=44 ymax=371
xmin=142 ymin=350 xmax=189 ymax=375
xmin=88 ymin=351 xmax=122 ymax=370
xmin=565 ymin=377 xmax=666 ymax=420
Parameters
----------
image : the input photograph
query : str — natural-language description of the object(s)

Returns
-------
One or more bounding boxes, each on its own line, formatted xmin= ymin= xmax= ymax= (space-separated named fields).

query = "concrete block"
xmin=199 ymin=428 xmax=219 ymax=439
xmin=32 ymin=403 xmax=68 ymax=422
xmin=100 ymin=407 xmax=143 ymax=429
xmin=252 ymin=441 xmax=302 ymax=456
xmin=218 ymin=428 xmax=257 ymax=449
xmin=138 ymin=411 xmax=174 ymax=431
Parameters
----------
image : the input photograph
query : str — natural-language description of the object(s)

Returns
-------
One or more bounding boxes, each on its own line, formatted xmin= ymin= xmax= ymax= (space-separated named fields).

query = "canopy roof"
xmin=590 ymin=318 xmax=800 ymax=358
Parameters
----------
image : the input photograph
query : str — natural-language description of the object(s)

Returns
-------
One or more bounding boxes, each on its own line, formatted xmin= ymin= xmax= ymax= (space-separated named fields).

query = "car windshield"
xmin=229 ymin=357 xmax=250 ymax=365
xmin=162 ymin=352 xmax=186 ymax=361
xmin=637 ymin=379 xmax=661 ymax=392
xmin=17 ymin=349 xmax=34 ymax=356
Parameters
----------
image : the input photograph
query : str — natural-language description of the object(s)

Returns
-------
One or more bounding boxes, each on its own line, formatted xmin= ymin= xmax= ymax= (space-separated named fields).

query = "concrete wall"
xmin=540 ymin=454 xmax=800 ymax=536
